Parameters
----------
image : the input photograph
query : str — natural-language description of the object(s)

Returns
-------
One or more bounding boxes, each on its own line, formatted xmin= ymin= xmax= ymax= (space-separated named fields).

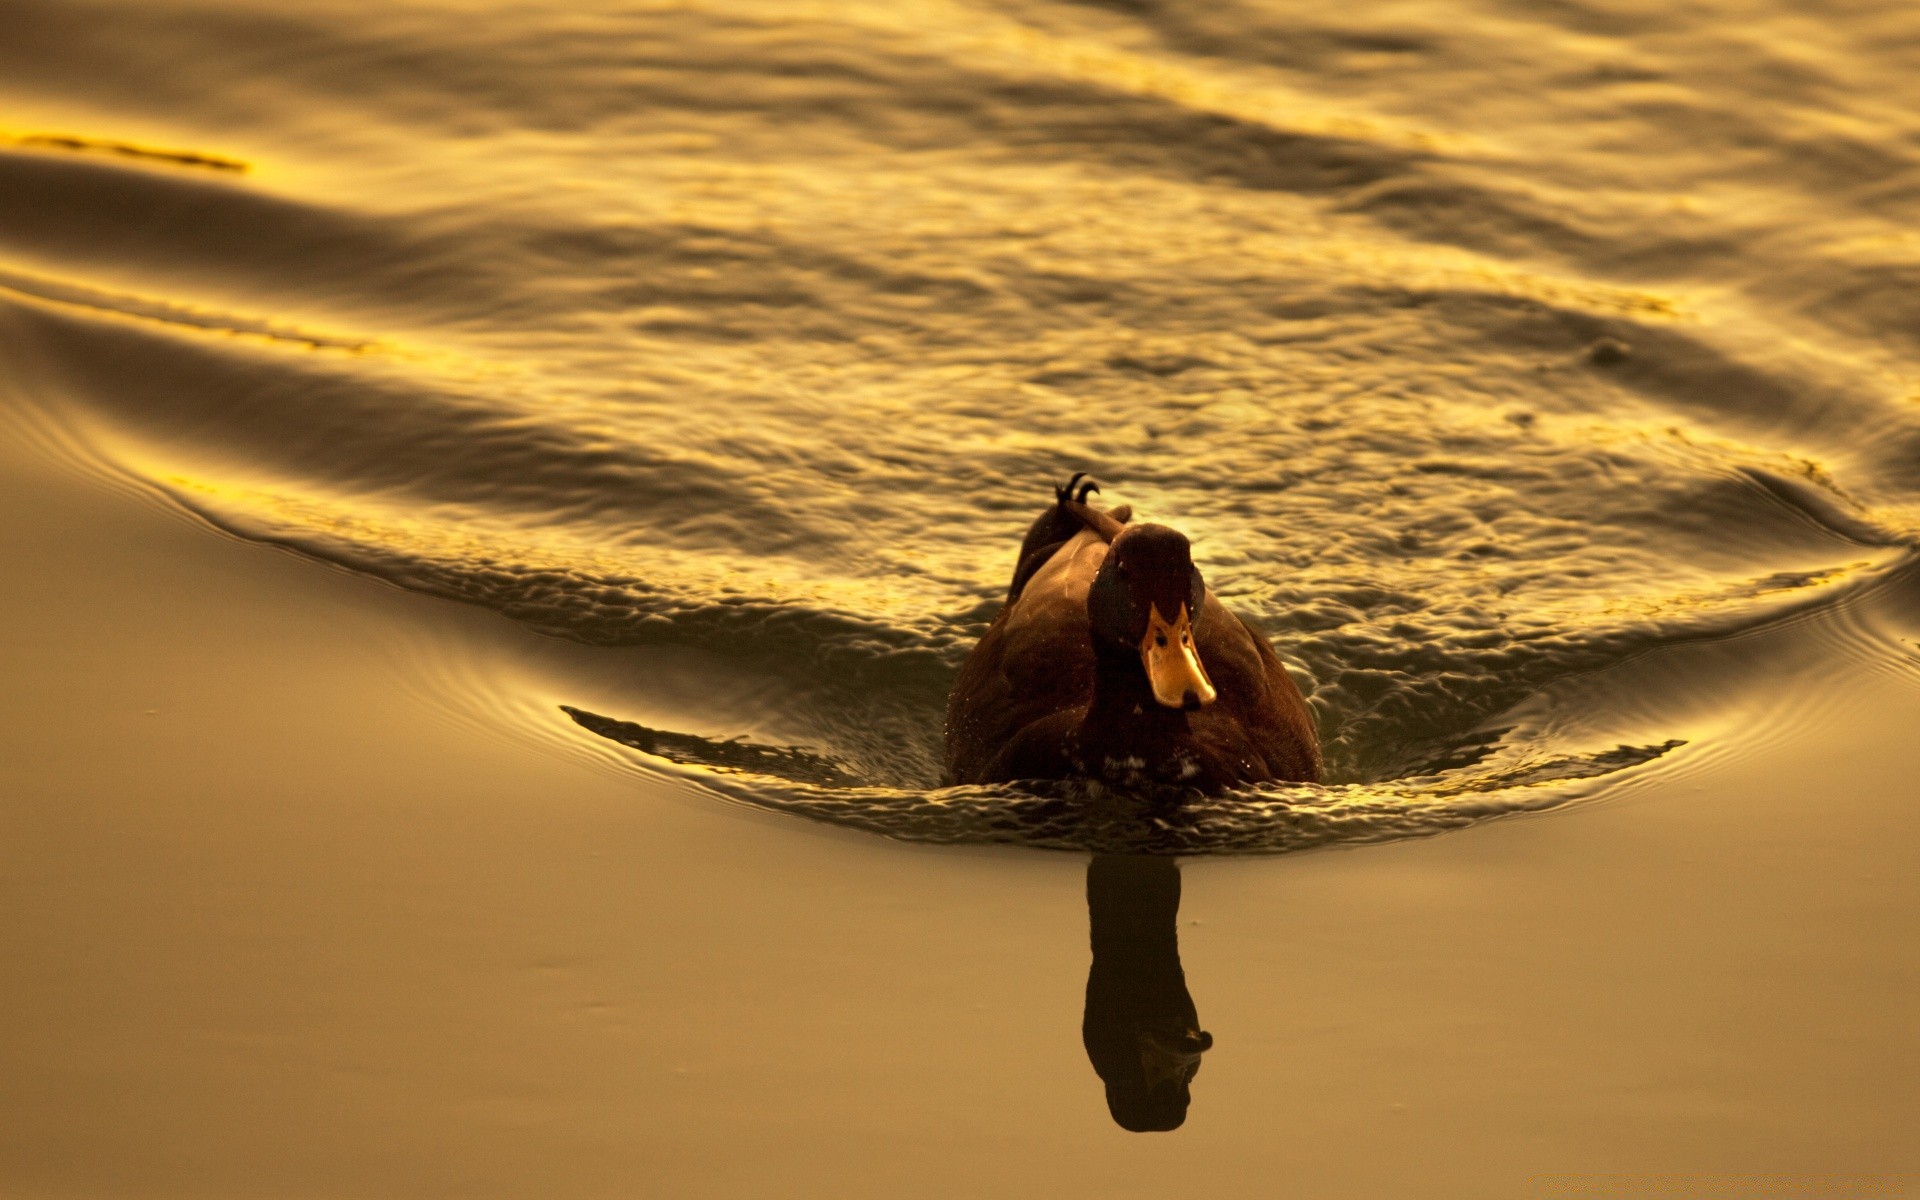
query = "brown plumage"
xmin=944 ymin=476 xmax=1321 ymax=792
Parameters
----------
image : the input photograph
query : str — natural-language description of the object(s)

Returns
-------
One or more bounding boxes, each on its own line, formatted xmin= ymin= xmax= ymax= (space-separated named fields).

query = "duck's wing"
xmin=947 ymin=528 xmax=1110 ymax=784
xmin=1190 ymin=594 xmax=1322 ymax=783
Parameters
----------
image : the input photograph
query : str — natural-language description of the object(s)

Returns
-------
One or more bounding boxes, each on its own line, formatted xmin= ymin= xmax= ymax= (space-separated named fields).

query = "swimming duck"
xmin=944 ymin=475 xmax=1320 ymax=791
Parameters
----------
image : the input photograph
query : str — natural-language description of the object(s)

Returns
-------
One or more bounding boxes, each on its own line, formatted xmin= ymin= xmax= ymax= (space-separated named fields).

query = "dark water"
xmin=6 ymin=0 xmax=1920 ymax=851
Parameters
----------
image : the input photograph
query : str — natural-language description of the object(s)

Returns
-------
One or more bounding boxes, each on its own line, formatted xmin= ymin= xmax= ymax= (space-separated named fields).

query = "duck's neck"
xmin=1079 ymin=645 xmax=1190 ymax=768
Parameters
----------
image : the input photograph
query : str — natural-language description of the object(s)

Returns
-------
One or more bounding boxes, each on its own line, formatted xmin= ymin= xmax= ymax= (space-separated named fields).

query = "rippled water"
xmin=6 ymin=0 xmax=1920 ymax=851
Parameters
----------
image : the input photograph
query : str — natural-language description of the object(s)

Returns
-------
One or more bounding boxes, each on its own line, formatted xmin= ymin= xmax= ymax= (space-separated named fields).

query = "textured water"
xmin=5 ymin=0 xmax=1920 ymax=850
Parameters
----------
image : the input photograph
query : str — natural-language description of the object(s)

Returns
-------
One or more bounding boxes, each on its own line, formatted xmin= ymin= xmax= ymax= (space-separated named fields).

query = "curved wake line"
xmin=560 ymin=702 xmax=1687 ymax=855
xmin=0 ymin=266 xmax=374 ymax=351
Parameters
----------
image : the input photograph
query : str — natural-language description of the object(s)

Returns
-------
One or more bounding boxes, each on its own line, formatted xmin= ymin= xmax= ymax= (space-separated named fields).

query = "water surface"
xmin=6 ymin=3 xmax=1920 ymax=845
xmin=4 ymin=0 xmax=1920 ymax=1169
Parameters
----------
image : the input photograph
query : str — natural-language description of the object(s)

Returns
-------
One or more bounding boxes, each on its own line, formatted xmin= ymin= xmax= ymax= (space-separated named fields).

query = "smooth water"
xmin=6 ymin=0 xmax=1920 ymax=850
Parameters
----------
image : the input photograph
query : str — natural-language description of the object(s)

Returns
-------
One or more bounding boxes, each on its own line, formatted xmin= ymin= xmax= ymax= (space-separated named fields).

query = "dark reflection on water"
xmin=1083 ymin=855 xmax=1211 ymax=1132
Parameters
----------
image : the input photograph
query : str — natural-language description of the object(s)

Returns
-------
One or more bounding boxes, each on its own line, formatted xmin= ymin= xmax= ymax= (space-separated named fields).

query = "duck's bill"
xmin=1139 ymin=1028 xmax=1213 ymax=1090
xmin=1141 ymin=603 xmax=1218 ymax=710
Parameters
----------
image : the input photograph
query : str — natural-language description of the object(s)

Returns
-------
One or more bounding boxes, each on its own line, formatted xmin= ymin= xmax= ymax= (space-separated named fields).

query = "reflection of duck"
xmin=1084 ymin=855 xmax=1211 ymax=1132
xmin=945 ymin=475 xmax=1319 ymax=791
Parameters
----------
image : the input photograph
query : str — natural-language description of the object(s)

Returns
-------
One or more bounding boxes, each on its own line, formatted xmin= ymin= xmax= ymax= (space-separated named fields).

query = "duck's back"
xmin=944 ymin=529 xmax=1108 ymax=785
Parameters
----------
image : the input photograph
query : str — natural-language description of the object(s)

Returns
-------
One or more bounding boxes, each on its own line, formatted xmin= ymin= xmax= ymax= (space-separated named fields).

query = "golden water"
xmin=3 ymin=0 xmax=1920 ymax=1174
xmin=8 ymin=0 xmax=1920 ymax=808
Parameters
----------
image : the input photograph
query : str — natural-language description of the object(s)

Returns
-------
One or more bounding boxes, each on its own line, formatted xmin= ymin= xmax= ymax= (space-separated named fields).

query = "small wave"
xmin=1 ymin=129 xmax=247 ymax=173
xmin=0 ymin=265 xmax=371 ymax=350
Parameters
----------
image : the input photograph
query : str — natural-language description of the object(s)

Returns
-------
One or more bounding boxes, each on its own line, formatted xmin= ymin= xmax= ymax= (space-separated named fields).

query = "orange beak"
xmin=1140 ymin=603 xmax=1217 ymax=711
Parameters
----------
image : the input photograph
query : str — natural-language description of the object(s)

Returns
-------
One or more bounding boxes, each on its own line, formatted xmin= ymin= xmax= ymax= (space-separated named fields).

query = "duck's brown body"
xmin=944 ymin=480 xmax=1320 ymax=792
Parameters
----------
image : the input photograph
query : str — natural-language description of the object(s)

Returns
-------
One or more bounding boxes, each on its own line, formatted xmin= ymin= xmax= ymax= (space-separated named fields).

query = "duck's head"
xmin=1086 ymin=523 xmax=1218 ymax=711
xmin=1102 ymin=1026 xmax=1213 ymax=1133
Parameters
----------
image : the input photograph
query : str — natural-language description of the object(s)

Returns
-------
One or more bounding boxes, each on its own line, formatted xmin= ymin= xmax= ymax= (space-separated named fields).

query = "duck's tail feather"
xmin=1008 ymin=475 xmax=1132 ymax=601
xmin=1066 ymin=498 xmax=1127 ymax=542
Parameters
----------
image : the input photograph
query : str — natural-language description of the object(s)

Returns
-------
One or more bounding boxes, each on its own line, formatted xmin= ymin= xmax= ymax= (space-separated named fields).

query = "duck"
xmin=943 ymin=474 xmax=1320 ymax=792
